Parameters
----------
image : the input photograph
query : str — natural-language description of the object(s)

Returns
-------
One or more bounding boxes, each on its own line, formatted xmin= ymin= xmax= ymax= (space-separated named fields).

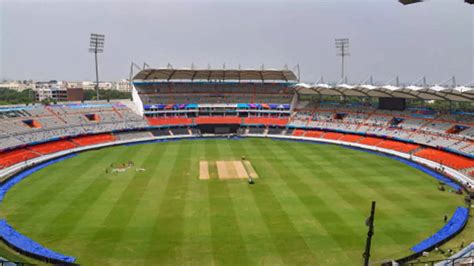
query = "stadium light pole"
xmin=335 ymin=38 xmax=350 ymax=82
xmin=89 ymin=33 xmax=105 ymax=101
xmin=363 ymin=201 xmax=376 ymax=266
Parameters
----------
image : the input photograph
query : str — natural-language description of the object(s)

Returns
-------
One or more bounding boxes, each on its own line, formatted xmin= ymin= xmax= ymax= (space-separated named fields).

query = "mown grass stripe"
xmin=179 ymin=141 xmax=214 ymax=265
xmin=336 ymin=156 xmax=437 ymax=218
xmin=255 ymin=140 xmax=361 ymax=260
xmin=224 ymin=140 xmax=287 ymax=265
xmin=63 ymin=145 xmax=151 ymax=263
xmin=144 ymin=141 xmax=192 ymax=264
xmin=9 ymin=149 xmax=124 ymax=230
xmin=240 ymin=139 xmax=328 ymax=265
xmin=2 ymin=151 xmax=101 ymax=209
xmin=207 ymin=140 xmax=250 ymax=265
xmin=279 ymin=141 xmax=410 ymax=248
xmin=36 ymin=146 xmax=151 ymax=244
xmin=114 ymin=142 xmax=180 ymax=265
xmin=81 ymin=144 xmax=160 ymax=260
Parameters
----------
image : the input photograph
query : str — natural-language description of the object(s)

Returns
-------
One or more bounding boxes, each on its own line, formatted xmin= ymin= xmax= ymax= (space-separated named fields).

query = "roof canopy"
xmin=294 ymin=83 xmax=474 ymax=102
xmin=133 ymin=68 xmax=298 ymax=82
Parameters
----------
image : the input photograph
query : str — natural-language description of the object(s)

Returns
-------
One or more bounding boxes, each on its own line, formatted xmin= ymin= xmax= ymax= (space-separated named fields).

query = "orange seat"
xmin=376 ymin=140 xmax=420 ymax=153
xmin=304 ymin=130 xmax=325 ymax=138
xmin=195 ymin=116 xmax=241 ymax=124
xmin=244 ymin=117 xmax=289 ymax=126
xmin=339 ymin=134 xmax=363 ymax=143
xmin=358 ymin=137 xmax=383 ymax=146
xmin=71 ymin=134 xmax=116 ymax=146
xmin=415 ymin=148 xmax=474 ymax=170
xmin=292 ymin=129 xmax=306 ymax=136
xmin=147 ymin=117 xmax=193 ymax=126
xmin=0 ymin=149 xmax=39 ymax=169
xmin=323 ymin=132 xmax=344 ymax=140
xmin=28 ymin=140 xmax=77 ymax=155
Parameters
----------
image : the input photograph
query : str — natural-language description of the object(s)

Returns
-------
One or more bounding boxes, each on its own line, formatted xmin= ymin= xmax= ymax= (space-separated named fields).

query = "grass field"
xmin=0 ymin=138 xmax=465 ymax=265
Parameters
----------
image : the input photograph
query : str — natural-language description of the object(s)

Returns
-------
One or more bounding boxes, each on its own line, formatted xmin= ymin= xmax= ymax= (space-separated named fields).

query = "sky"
xmin=0 ymin=0 xmax=473 ymax=85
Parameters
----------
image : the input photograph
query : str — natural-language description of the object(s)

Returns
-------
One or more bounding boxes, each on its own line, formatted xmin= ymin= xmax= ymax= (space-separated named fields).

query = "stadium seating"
xmin=0 ymin=102 xmax=473 ymax=182
xmin=292 ymin=129 xmax=306 ymax=136
xmin=170 ymin=127 xmax=190 ymax=135
xmin=147 ymin=117 xmax=193 ymax=126
xmin=71 ymin=134 xmax=116 ymax=146
xmin=0 ymin=149 xmax=39 ymax=169
xmin=304 ymin=130 xmax=325 ymax=138
xmin=244 ymin=117 xmax=289 ymax=126
xmin=195 ymin=116 xmax=241 ymax=124
xmin=322 ymin=132 xmax=344 ymax=140
xmin=0 ymin=103 xmax=149 ymax=150
xmin=27 ymin=140 xmax=77 ymax=155
xmin=414 ymin=148 xmax=474 ymax=170
xmin=339 ymin=134 xmax=364 ymax=143
xmin=289 ymin=105 xmax=474 ymax=156
xmin=358 ymin=137 xmax=384 ymax=146
xmin=286 ymin=130 xmax=426 ymax=157
xmin=114 ymin=131 xmax=154 ymax=141
xmin=376 ymin=140 xmax=420 ymax=153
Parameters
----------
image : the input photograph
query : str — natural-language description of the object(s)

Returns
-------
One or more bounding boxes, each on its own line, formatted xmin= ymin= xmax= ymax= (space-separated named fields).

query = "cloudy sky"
xmin=0 ymin=0 xmax=472 ymax=85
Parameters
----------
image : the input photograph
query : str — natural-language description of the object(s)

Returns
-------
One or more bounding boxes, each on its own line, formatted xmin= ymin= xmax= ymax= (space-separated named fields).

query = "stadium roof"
xmin=133 ymin=68 xmax=298 ymax=82
xmin=294 ymin=83 xmax=474 ymax=102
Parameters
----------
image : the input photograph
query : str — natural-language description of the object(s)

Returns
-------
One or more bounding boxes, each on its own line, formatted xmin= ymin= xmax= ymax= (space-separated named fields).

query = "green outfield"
xmin=0 ymin=138 xmax=465 ymax=265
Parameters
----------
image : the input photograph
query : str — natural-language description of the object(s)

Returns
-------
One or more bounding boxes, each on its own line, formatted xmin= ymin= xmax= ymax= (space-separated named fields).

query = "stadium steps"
xmin=303 ymin=130 xmax=325 ymax=138
xmin=339 ymin=134 xmax=364 ymax=143
xmin=459 ymin=142 xmax=474 ymax=151
xmin=70 ymin=134 xmax=116 ymax=146
xmin=461 ymin=166 xmax=474 ymax=174
xmin=45 ymin=107 xmax=68 ymax=124
xmin=322 ymin=132 xmax=344 ymax=141
xmin=27 ymin=149 xmax=43 ymax=156
xmin=358 ymin=137 xmax=384 ymax=146
xmin=408 ymin=114 xmax=443 ymax=138
xmin=355 ymin=109 xmax=378 ymax=131
xmin=305 ymin=111 xmax=316 ymax=127
xmin=292 ymin=129 xmax=306 ymax=137
xmin=288 ymin=112 xmax=296 ymax=122
xmin=27 ymin=140 xmax=78 ymax=155
xmin=112 ymin=106 xmax=124 ymax=119
xmin=414 ymin=148 xmax=474 ymax=170
xmin=0 ymin=149 xmax=40 ymax=169
xmin=409 ymin=146 xmax=425 ymax=155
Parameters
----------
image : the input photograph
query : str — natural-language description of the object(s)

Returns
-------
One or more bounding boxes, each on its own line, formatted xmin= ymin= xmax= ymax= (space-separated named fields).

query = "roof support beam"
xmin=167 ymin=69 xmax=177 ymax=82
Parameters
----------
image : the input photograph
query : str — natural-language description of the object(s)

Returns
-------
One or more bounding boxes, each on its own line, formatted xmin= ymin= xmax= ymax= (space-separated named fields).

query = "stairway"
xmin=46 ymin=107 xmax=67 ymax=124
xmin=409 ymin=146 xmax=425 ymax=155
xmin=112 ymin=107 xmax=124 ymax=119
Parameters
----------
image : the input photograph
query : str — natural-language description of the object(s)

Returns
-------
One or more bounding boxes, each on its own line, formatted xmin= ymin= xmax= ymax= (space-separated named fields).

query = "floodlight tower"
xmin=363 ymin=201 xmax=376 ymax=266
xmin=335 ymin=38 xmax=350 ymax=82
xmin=89 ymin=33 xmax=105 ymax=100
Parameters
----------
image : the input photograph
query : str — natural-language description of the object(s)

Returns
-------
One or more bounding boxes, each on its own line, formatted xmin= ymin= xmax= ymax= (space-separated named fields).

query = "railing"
xmin=402 ymin=255 xmax=474 ymax=266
